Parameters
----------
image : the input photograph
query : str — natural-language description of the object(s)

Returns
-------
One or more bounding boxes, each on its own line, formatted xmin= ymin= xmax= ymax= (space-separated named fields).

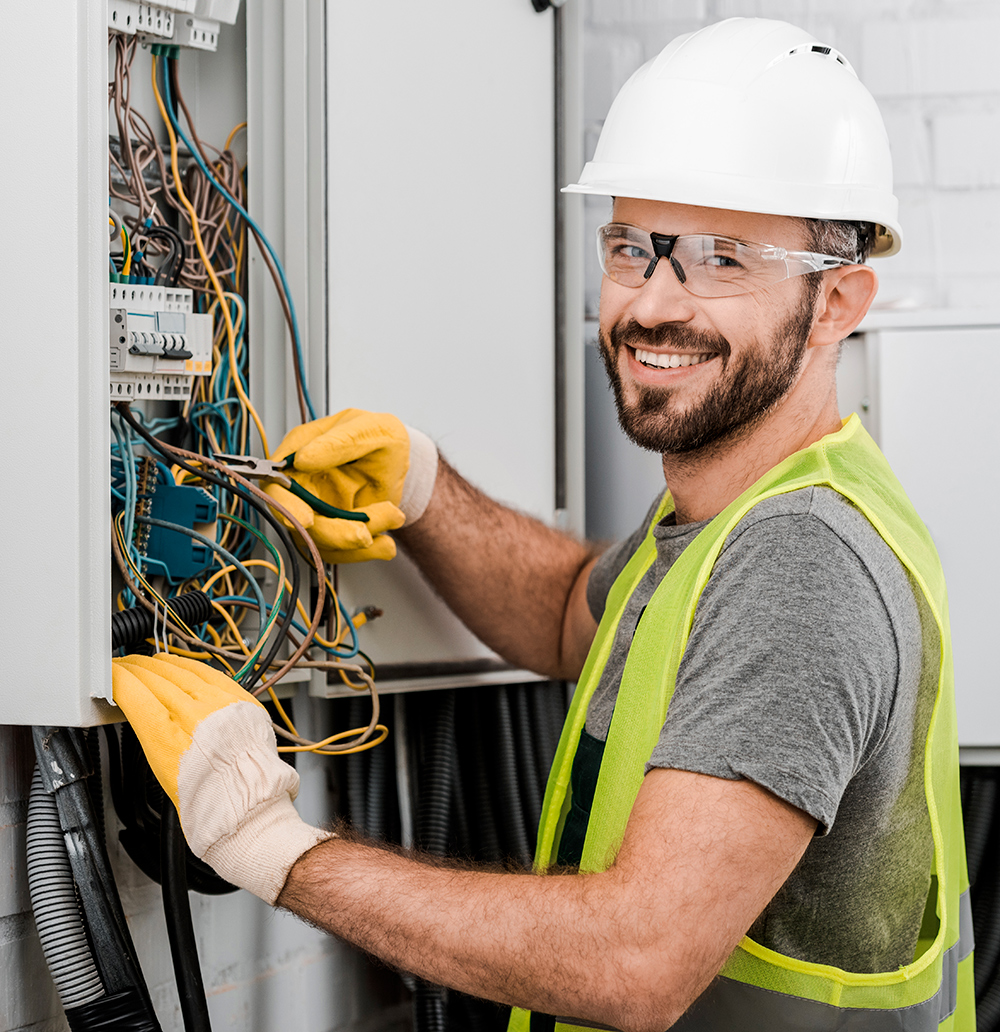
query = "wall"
xmin=1 ymin=716 xmax=409 ymax=1032
xmin=582 ymin=0 xmax=1000 ymax=316
xmin=581 ymin=0 xmax=1000 ymax=540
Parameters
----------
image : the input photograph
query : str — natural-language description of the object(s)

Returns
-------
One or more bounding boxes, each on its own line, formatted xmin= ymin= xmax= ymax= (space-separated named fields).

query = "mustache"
xmin=607 ymin=319 xmax=731 ymax=361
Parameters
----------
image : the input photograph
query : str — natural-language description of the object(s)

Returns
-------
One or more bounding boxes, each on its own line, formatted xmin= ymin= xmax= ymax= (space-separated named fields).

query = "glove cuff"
xmin=401 ymin=426 xmax=439 ymax=525
xmin=202 ymin=793 xmax=334 ymax=905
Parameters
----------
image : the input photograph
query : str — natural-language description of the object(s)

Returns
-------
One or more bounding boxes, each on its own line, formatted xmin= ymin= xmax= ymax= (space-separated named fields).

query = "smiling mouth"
xmin=634 ymin=348 xmax=715 ymax=370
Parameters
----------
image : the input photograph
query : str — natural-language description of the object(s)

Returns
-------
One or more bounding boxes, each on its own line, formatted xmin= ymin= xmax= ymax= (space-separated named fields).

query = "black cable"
xmin=112 ymin=591 xmax=213 ymax=650
xmin=161 ymin=803 xmax=213 ymax=1032
xmin=413 ymin=692 xmax=458 ymax=1032
xmin=146 ymin=224 xmax=184 ymax=286
xmin=964 ymin=772 xmax=997 ymax=890
xmin=32 ymin=727 xmax=160 ymax=1023
xmin=464 ymin=695 xmax=502 ymax=863
xmin=114 ymin=403 xmax=302 ymax=690
xmin=346 ymin=695 xmax=369 ymax=833
xmin=511 ymin=685 xmax=542 ymax=843
xmin=365 ymin=719 xmax=388 ymax=840
xmin=490 ymin=689 xmax=532 ymax=867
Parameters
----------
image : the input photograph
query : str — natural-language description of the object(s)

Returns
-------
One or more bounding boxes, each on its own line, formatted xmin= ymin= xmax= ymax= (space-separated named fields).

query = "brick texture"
xmin=583 ymin=0 xmax=1000 ymax=311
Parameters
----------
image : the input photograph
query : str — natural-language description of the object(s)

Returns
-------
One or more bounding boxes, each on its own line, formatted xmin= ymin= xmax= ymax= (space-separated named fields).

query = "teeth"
xmin=635 ymin=349 xmax=712 ymax=370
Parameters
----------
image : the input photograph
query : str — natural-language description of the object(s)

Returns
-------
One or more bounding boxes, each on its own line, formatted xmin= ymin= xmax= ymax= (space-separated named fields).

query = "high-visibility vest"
xmin=509 ymin=415 xmax=974 ymax=1032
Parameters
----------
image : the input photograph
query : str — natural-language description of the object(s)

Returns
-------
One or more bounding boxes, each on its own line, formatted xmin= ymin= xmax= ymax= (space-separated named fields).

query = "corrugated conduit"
xmin=26 ymin=767 xmax=105 ymax=1008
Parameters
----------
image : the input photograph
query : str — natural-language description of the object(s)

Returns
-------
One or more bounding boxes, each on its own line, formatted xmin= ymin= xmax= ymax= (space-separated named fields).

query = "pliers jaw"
xmin=212 ymin=453 xmax=292 ymax=488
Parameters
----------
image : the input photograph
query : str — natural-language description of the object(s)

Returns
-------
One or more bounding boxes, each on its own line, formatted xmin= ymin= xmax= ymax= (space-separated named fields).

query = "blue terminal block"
xmin=140 ymin=483 xmax=219 ymax=584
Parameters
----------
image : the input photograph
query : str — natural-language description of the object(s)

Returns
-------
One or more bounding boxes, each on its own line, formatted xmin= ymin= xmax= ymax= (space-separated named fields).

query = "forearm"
xmin=277 ymin=834 xmax=687 ymax=1032
xmin=396 ymin=455 xmax=599 ymax=679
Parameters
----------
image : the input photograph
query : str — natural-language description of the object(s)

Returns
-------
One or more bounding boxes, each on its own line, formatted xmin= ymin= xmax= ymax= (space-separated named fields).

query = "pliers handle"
xmin=212 ymin=453 xmax=370 ymax=523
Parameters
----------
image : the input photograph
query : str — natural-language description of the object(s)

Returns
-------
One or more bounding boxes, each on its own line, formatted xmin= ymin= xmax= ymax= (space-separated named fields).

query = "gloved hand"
xmin=111 ymin=653 xmax=332 ymax=904
xmin=263 ymin=408 xmax=438 ymax=563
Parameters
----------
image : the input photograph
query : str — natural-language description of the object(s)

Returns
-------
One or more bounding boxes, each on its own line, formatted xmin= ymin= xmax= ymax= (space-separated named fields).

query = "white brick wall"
xmin=582 ymin=0 xmax=1000 ymax=314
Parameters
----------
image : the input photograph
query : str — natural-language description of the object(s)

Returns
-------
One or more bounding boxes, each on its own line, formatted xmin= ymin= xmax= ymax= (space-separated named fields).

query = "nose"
xmin=627 ymin=257 xmax=697 ymax=328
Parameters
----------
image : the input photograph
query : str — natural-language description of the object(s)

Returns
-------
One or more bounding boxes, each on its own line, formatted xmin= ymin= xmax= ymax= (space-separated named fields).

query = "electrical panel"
xmin=109 ymin=283 xmax=213 ymax=402
xmin=107 ymin=0 xmax=233 ymax=52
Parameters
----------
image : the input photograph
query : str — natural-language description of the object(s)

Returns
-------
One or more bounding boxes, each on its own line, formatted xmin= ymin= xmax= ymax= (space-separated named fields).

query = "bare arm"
xmin=395 ymin=455 xmax=600 ymax=680
xmin=278 ymin=768 xmax=815 ymax=1032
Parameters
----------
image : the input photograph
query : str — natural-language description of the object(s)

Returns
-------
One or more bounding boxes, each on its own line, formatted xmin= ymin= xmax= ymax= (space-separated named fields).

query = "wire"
xmin=133 ymin=515 xmax=269 ymax=628
xmin=164 ymin=57 xmax=316 ymax=421
xmin=150 ymin=55 xmax=270 ymax=457
xmin=120 ymin=223 xmax=133 ymax=276
xmin=114 ymin=405 xmax=315 ymax=692
xmin=224 ymin=121 xmax=247 ymax=153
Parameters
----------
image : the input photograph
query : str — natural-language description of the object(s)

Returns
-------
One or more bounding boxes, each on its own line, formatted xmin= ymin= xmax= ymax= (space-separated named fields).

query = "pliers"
xmin=213 ymin=453 xmax=370 ymax=523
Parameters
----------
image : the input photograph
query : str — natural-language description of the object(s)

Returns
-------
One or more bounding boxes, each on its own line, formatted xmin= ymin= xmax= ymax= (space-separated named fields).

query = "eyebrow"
xmin=706 ymin=236 xmax=739 ymax=253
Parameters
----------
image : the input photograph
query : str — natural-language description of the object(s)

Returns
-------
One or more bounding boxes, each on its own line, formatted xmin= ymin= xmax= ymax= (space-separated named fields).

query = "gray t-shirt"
xmin=585 ymin=486 xmax=933 ymax=973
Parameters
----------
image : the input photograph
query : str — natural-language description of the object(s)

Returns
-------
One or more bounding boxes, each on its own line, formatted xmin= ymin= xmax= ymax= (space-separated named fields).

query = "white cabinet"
xmin=842 ymin=310 xmax=1000 ymax=749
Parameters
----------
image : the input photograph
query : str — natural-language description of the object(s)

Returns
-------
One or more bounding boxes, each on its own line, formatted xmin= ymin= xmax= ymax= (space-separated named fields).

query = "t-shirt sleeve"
xmin=586 ymin=494 xmax=666 ymax=623
xmin=649 ymin=510 xmax=900 ymax=834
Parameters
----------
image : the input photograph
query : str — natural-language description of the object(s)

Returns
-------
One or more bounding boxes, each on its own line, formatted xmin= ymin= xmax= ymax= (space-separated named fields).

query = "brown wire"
xmin=168 ymin=59 xmax=310 ymax=422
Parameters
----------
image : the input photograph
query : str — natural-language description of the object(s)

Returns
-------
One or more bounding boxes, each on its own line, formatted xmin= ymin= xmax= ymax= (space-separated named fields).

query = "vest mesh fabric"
xmin=509 ymin=417 xmax=973 ymax=1032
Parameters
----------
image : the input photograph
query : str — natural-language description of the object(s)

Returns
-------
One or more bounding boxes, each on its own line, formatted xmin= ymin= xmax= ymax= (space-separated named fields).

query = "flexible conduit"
xmin=26 ymin=767 xmax=105 ymax=1009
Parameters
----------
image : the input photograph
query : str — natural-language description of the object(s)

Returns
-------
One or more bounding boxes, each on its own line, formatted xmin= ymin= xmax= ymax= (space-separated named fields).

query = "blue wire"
xmin=160 ymin=58 xmax=317 ymax=420
xmin=134 ymin=515 xmax=269 ymax=631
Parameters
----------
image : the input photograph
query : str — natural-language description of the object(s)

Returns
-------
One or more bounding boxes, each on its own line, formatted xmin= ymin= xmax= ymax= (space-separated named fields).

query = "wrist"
xmin=400 ymin=426 xmax=439 ymax=525
xmin=201 ymin=793 xmax=334 ymax=905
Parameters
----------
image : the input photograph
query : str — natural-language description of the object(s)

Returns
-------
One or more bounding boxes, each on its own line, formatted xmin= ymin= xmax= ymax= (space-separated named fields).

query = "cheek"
xmin=598 ymin=278 xmax=632 ymax=330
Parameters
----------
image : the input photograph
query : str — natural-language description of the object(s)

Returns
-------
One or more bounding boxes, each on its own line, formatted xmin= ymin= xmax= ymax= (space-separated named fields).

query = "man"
xmin=112 ymin=19 xmax=973 ymax=1031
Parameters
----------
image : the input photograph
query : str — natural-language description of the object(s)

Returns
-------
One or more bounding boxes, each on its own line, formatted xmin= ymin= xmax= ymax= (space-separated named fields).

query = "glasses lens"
xmin=673 ymin=236 xmax=785 ymax=297
xmin=597 ymin=225 xmax=654 ymax=287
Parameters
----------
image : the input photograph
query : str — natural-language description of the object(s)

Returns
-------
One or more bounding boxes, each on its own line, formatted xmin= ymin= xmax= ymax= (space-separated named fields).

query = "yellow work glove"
xmin=263 ymin=409 xmax=438 ymax=564
xmin=111 ymin=653 xmax=332 ymax=904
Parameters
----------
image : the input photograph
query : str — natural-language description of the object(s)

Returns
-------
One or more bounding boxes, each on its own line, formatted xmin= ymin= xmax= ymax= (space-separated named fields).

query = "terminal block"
xmin=134 ymin=457 xmax=219 ymax=583
xmin=109 ymin=282 xmax=213 ymax=402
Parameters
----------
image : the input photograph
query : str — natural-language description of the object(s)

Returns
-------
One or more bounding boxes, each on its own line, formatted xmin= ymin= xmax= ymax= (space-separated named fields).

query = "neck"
xmin=662 ymin=385 xmax=842 ymax=525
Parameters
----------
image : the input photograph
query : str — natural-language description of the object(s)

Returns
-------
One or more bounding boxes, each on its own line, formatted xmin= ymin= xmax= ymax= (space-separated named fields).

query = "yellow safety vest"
xmin=509 ymin=415 xmax=974 ymax=1032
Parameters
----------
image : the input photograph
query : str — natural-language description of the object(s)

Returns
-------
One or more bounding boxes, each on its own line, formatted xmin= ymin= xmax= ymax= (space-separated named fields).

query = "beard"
xmin=598 ymin=298 xmax=817 ymax=455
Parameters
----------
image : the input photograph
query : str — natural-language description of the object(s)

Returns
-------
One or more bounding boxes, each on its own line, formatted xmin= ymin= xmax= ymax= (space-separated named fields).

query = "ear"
xmin=807 ymin=265 xmax=879 ymax=349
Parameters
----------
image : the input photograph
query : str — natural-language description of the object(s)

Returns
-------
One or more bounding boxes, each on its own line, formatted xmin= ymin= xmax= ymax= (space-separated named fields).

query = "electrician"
xmin=112 ymin=19 xmax=973 ymax=1032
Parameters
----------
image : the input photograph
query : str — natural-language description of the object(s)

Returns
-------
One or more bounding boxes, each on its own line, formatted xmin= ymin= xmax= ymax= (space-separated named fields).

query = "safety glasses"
xmin=597 ymin=223 xmax=855 ymax=298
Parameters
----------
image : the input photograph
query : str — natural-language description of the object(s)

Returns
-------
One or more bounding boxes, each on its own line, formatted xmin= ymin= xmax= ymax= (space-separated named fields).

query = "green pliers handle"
xmin=282 ymin=453 xmax=369 ymax=523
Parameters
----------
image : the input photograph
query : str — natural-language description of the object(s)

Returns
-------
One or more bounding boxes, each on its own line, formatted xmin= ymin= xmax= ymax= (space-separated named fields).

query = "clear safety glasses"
xmin=596 ymin=223 xmax=855 ymax=298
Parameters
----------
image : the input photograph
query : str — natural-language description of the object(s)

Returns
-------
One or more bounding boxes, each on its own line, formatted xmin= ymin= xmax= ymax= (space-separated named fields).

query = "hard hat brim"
xmin=562 ymin=167 xmax=901 ymax=258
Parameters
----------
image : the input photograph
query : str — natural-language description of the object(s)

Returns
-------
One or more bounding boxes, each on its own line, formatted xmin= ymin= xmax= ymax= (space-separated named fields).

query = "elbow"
xmin=591 ymin=952 xmax=708 ymax=1032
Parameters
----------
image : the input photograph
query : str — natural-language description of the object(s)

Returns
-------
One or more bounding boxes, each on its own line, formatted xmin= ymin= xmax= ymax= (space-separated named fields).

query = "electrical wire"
xmin=108 ymin=54 xmax=385 ymax=761
xmin=151 ymin=54 xmax=269 ymax=457
xmin=164 ymin=57 xmax=315 ymax=422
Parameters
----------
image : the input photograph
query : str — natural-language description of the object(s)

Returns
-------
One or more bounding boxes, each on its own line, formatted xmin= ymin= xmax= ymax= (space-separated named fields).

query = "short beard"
xmin=598 ymin=292 xmax=818 ymax=455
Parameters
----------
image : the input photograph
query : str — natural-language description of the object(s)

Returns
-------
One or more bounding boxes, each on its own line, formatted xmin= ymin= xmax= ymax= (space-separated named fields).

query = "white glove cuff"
xmin=202 ymin=795 xmax=333 ymax=905
xmin=401 ymin=426 xmax=439 ymax=525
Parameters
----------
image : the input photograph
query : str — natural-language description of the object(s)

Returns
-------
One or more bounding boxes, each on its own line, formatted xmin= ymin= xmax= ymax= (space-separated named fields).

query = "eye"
xmin=704 ymin=254 xmax=743 ymax=270
xmin=613 ymin=242 xmax=652 ymax=262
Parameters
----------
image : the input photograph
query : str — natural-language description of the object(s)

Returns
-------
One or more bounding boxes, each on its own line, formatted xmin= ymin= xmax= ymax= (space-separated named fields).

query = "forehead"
xmin=611 ymin=197 xmax=810 ymax=250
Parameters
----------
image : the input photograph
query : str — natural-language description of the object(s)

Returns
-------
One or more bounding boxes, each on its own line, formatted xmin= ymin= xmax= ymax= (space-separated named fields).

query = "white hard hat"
xmin=566 ymin=18 xmax=901 ymax=257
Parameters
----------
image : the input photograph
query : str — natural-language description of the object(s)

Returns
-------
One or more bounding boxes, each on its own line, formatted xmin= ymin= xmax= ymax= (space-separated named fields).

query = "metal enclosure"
xmin=0 ymin=4 xmax=114 ymax=726
xmin=323 ymin=1 xmax=584 ymax=688
xmin=0 ymin=0 xmax=582 ymax=719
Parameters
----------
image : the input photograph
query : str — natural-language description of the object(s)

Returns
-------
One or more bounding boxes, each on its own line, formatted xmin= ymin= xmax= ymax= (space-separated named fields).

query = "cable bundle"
xmin=962 ymin=767 xmax=1000 ymax=1031
xmin=333 ymin=682 xmax=569 ymax=1032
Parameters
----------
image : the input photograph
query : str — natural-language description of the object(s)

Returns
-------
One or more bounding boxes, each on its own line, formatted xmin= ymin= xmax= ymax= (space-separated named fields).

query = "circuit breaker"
xmin=109 ymin=283 xmax=213 ymax=401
